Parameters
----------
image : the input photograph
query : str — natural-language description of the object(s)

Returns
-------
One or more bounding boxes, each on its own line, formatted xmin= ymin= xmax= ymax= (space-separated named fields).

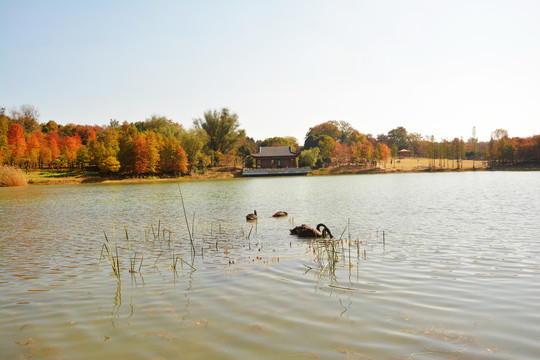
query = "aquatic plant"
xmin=0 ymin=165 xmax=28 ymax=187
xmin=178 ymin=185 xmax=196 ymax=255
xmin=98 ymin=232 xmax=121 ymax=284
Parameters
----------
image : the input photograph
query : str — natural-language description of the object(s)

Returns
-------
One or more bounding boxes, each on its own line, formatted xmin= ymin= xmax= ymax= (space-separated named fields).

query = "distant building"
xmin=251 ymin=146 xmax=299 ymax=169
xmin=398 ymin=149 xmax=411 ymax=158
xmin=242 ymin=146 xmax=310 ymax=176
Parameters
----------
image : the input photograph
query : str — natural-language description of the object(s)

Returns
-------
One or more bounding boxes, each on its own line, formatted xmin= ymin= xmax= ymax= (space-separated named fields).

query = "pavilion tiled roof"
xmin=251 ymin=146 xmax=299 ymax=158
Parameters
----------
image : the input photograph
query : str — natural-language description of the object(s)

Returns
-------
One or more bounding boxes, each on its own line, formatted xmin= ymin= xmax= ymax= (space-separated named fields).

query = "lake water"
xmin=1 ymin=172 xmax=539 ymax=360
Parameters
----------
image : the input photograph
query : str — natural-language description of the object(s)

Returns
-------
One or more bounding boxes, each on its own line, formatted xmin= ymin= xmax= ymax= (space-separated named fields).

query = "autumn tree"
xmin=26 ymin=131 xmax=45 ymax=168
xmin=334 ymin=142 xmax=353 ymax=165
xmin=91 ymin=128 xmax=119 ymax=171
xmin=160 ymin=137 xmax=188 ymax=174
xmin=132 ymin=135 xmax=149 ymax=175
xmin=7 ymin=123 xmax=26 ymax=165
xmin=145 ymin=131 xmax=161 ymax=174
xmin=76 ymin=125 xmax=101 ymax=144
xmin=61 ymin=134 xmax=83 ymax=169
xmin=100 ymin=156 xmax=121 ymax=173
xmin=375 ymin=142 xmax=391 ymax=167
xmin=45 ymin=132 xmax=61 ymax=163
xmin=355 ymin=140 xmax=374 ymax=166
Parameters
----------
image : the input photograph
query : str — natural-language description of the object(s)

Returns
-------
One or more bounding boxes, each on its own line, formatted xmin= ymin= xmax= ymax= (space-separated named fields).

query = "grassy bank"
xmin=312 ymin=158 xmax=488 ymax=176
xmin=24 ymin=167 xmax=241 ymax=185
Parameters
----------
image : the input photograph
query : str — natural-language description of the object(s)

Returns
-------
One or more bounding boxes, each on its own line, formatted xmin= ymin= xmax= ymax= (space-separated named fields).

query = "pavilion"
xmin=242 ymin=146 xmax=310 ymax=176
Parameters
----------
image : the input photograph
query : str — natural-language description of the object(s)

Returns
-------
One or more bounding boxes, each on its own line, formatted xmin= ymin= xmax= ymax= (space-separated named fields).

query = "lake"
xmin=1 ymin=171 xmax=539 ymax=360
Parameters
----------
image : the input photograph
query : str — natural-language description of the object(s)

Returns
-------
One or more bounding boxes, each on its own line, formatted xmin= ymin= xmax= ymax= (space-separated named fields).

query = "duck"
xmin=290 ymin=223 xmax=333 ymax=238
xmin=246 ymin=210 xmax=258 ymax=221
xmin=272 ymin=211 xmax=288 ymax=217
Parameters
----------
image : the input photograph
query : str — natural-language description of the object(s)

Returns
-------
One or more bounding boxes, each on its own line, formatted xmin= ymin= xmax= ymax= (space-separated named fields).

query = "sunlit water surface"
xmin=1 ymin=172 xmax=539 ymax=360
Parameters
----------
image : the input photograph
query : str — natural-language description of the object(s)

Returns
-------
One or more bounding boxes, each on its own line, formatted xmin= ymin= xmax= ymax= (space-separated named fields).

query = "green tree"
xmin=76 ymin=146 xmax=90 ymax=169
xmin=194 ymin=108 xmax=244 ymax=157
xmin=117 ymin=122 xmax=137 ymax=173
xmin=304 ymin=121 xmax=341 ymax=149
xmin=387 ymin=126 xmax=408 ymax=150
xmin=0 ymin=114 xmax=8 ymax=164
xmin=237 ymin=138 xmax=257 ymax=168
xmin=260 ymin=136 xmax=299 ymax=150
xmin=136 ymin=114 xmax=185 ymax=139
xmin=408 ymin=132 xmax=422 ymax=156
xmin=298 ymin=147 xmax=320 ymax=168
xmin=180 ymin=128 xmax=207 ymax=166
xmin=42 ymin=120 xmax=59 ymax=134
xmin=317 ymin=135 xmax=335 ymax=164
xmin=337 ymin=121 xmax=364 ymax=145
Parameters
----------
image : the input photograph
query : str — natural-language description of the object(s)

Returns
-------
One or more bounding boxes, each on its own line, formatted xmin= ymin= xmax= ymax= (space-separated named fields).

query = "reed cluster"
xmin=0 ymin=165 xmax=28 ymax=187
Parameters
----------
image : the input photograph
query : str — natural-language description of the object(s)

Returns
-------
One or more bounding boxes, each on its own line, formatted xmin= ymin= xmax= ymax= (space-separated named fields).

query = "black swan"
xmin=290 ymin=223 xmax=333 ymax=238
xmin=272 ymin=211 xmax=288 ymax=217
xmin=246 ymin=210 xmax=258 ymax=220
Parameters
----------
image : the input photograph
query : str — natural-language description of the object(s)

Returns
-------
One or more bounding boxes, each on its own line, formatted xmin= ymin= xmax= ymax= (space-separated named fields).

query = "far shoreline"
xmin=20 ymin=158 xmax=538 ymax=186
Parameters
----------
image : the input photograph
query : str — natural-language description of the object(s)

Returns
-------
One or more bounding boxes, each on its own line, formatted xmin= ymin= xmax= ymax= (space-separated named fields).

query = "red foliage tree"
xmin=132 ymin=135 xmax=149 ymax=175
xmin=7 ymin=123 xmax=26 ymax=165
xmin=334 ymin=142 xmax=353 ymax=165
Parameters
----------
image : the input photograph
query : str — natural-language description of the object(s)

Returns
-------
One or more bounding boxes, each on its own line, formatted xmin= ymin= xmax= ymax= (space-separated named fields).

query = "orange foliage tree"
xmin=26 ymin=131 xmax=45 ymax=168
xmin=61 ymin=134 xmax=83 ymax=169
xmin=160 ymin=137 xmax=188 ymax=174
xmin=334 ymin=142 xmax=353 ymax=165
xmin=45 ymin=132 xmax=61 ymax=163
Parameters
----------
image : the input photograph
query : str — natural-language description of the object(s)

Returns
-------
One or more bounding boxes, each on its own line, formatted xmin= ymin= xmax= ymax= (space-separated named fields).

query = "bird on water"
xmin=290 ymin=224 xmax=333 ymax=238
xmin=246 ymin=210 xmax=258 ymax=220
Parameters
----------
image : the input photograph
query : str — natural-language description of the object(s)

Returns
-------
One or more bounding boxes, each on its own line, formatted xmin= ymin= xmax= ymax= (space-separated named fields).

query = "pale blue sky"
xmin=1 ymin=0 xmax=539 ymax=142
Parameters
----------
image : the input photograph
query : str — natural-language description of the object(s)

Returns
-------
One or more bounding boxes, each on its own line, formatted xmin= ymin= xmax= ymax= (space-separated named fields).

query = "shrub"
xmin=0 ymin=165 xmax=28 ymax=187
